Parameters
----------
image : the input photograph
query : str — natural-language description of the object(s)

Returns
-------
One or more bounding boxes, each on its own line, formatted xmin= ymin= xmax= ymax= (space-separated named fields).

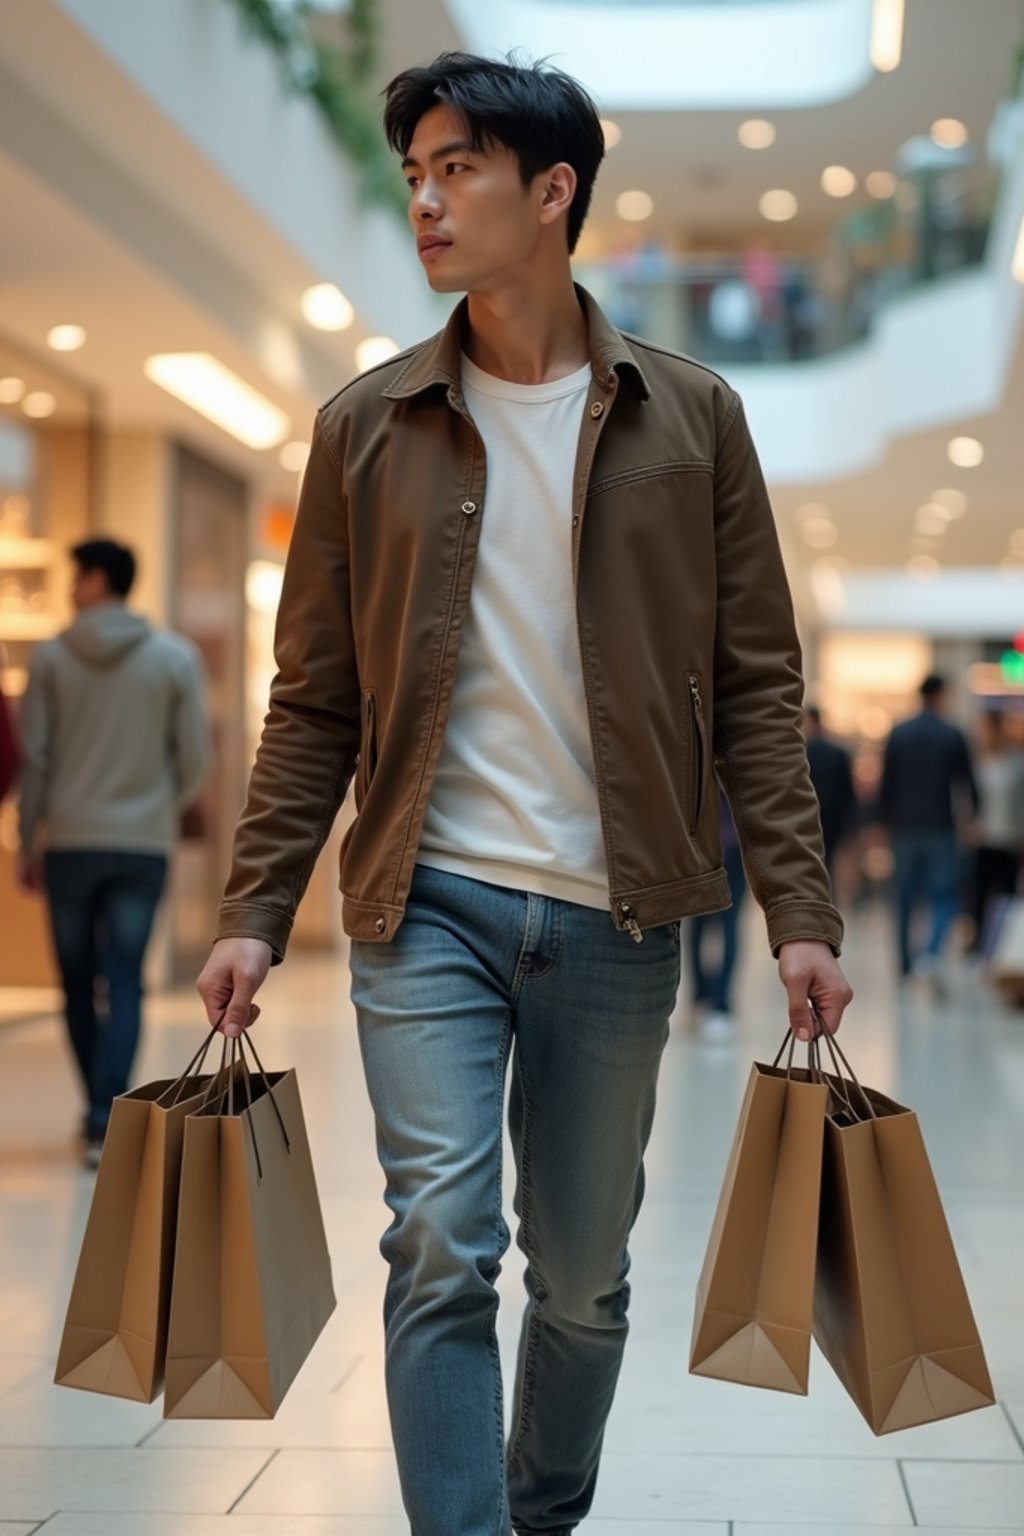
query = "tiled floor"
xmin=1 ymin=901 xmax=1022 ymax=1535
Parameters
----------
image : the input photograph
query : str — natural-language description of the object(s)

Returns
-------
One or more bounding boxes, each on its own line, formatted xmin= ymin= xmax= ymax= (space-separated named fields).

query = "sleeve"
xmin=711 ymin=394 xmax=843 ymax=956
xmin=955 ymin=730 xmax=980 ymax=817
xmin=16 ymin=647 xmax=53 ymax=855
xmin=215 ymin=411 xmax=360 ymax=962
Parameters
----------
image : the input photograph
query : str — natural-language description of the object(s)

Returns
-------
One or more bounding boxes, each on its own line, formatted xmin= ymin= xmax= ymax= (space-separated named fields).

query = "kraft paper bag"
xmin=163 ymin=1055 xmax=336 ymax=1419
xmin=813 ymin=1056 xmax=995 ymax=1435
xmin=690 ymin=1048 xmax=828 ymax=1394
xmin=55 ymin=1048 xmax=223 ymax=1402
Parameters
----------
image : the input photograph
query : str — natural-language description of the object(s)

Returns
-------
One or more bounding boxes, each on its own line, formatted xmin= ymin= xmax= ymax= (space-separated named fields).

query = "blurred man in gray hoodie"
xmin=17 ymin=538 xmax=210 ymax=1165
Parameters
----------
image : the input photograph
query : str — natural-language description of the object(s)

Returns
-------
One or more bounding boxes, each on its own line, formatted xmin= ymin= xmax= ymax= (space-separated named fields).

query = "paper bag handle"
xmin=155 ymin=1028 xmax=223 ymax=1108
xmin=812 ymin=1022 xmax=878 ymax=1122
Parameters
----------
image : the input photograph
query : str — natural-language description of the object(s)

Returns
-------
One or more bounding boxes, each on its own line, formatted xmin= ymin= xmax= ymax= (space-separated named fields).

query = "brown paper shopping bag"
xmin=690 ymin=1039 xmax=828 ymax=1393
xmin=55 ymin=1035 xmax=226 ymax=1401
xmin=813 ymin=1037 xmax=995 ymax=1434
xmin=163 ymin=1038 xmax=336 ymax=1418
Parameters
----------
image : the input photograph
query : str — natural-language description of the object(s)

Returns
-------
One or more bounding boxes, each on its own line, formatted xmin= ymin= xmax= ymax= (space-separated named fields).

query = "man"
xmin=18 ymin=538 xmax=210 ymax=1166
xmin=879 ymin=673 xmax=978 ymax=989
xmin=803 ymin=704 xmax=858 ymax=881
xmin=198 ymin=54 xmax=851 ymax=1536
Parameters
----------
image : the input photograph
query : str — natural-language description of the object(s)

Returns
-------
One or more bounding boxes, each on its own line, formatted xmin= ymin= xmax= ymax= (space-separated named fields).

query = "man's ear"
xmin=537 ymin=162 xmax=578 ymax=228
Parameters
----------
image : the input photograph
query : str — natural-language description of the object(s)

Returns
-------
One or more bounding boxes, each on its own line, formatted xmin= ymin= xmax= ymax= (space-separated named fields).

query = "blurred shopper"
xmin=197 ymin=54 xmax=851 ymax=1536
xmin=16 ymin=539 xmax=210 ymax=1165
xmin=969 ymin=710 xmax=1024 ymax=952
xmin=689 ymin=791 xmax=747 ymax=1040
xmin=803 ymin=704 xmax=858 ymax=881
xmin=0 ymin=664 xmax=21 ymax=802
xmin=879 ymin=674 xmax=978 ymax=990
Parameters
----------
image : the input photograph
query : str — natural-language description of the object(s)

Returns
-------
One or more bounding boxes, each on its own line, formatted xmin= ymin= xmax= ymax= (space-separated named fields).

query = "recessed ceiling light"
xmin=870 ymin=0 xmax=905 ymax=72
xmin=738 ymin=119 xmax=775 ymax=150
xmin=914 ymin=507 xmax=950 ymax=537
xmin=301 ymin=283 xmax=355 ymax=332
xmin=759 ymin=189 xmax=798 ymax=222
xmin=1012 ymin=214 xmax=1024 ymax=283
xmin=821 ymin=165 xmax=857 ymax=198
xmin=866 ymin=171 xmax=896 ymax=199
xmin=600 ymin=119 xmax=622 ymax=150
xmin=22 ymin=391 xmax=57 ymax=419
xmin=931 ymin=118 xmax=968 ymax=149
xmin=356 ymin=337 xmax=400 ymax=372
xmin=802 ymin=517 xmax=839 ymax=549
xmin=0 ymin=377 xmax=25 ymax=404
xmin=907 ymin=554 xmax=940 ymax=580
xmin=930 ymin=487 xmax=968 ymax=517
xmin=246 ymin=560 xmax=285 ymax=617
xmin=47 ymin=324 xmax=86 ymax=352
xmin=144 ymin=353 xmax=290 ymax=449
xmin=616 ymin=190 xmax=654 ymax=222
xmin=947 ymin=435 xmax=984 ymax=467
xmin=279 ymin=440 xmax=310 ymax=474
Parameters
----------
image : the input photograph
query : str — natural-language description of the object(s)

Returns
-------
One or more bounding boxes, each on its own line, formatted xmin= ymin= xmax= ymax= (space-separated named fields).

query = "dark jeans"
xmin=349 ymin=864 xmax=680 ymax=1536
xmin=970 ymin=844 xmax=1020 ymax=952
xmin=890 ymin=831 xmax=959 ymax=977
xmin=688 ymin=842 xmax=747 ymax=1012
xmin=44 ymin=849 xmax=168 ymax=1138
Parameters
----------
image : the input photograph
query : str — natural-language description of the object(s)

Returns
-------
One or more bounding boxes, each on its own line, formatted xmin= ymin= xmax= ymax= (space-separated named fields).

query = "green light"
xmin=999 ymin=650 xmax=1024 ymax=686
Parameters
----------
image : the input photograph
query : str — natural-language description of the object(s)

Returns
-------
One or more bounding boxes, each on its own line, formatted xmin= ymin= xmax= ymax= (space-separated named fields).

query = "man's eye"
xmin=406 ymin=177 xmax=420 ymax=190
xmin=446 ymin=162 xmax=468 ymax=175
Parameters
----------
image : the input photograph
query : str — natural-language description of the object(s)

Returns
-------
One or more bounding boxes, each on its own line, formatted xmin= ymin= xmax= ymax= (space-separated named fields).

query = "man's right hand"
xmin=197 ymin=937 xmax=273 ymax=1037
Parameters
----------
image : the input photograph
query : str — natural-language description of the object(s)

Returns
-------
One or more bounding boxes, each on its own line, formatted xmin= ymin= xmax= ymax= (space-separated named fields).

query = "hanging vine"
xmin=224 ymin=0 xmax=405 ymax=214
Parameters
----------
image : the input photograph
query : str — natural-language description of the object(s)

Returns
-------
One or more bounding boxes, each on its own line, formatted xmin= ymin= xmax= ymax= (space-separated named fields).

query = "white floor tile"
xmin=234 ymin=1449 xmax=405 ymax=1515
xmin=737 ymin=1527 xmax=1023 ymax=1535
xmin=0 ymin=1377 xmax=163 ymax=1446
xmin=41 ymin=1518 xmax=410 ymax=1536
xmin=0 ymin=1360 xmax=40 ymax=1395
xmin=902 ymin=1461 xmax=1024 ymax=1528
xmin=590 ymin=1452 xmax=912 ymax=1524
xmin=0 ymin=1448 xmax=272 ymax=1522
xmin=147 ymin=1370 xmax=392 ymax=1451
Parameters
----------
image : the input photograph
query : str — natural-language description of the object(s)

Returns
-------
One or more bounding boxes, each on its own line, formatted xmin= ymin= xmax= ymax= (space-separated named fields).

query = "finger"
xmin=219 ymin=977 xmax=257 ymax=1038
xmin=785 ymin=982 xmax=815 ymax=1043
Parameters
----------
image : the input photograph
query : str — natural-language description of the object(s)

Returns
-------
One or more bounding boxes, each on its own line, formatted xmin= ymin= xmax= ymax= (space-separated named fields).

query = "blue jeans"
xmin=688 ymin=841 xmax=747 ymax=1013
xmin=890 ymin=831 xmax=959 ymax=976
xmin=349 ymin=864 xmax=680 ymax=1536
xmin=44 ymin=849 xmax=168 ymax=1137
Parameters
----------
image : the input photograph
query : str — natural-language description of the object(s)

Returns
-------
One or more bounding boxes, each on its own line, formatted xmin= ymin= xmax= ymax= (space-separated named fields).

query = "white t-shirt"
xmin=416 ymin=353 xmax=609 ymax=909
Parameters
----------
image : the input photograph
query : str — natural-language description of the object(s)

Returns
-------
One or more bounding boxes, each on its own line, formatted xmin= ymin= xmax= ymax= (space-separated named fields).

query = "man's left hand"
xmin=777 ymin=939 xmax=853 ymax=1039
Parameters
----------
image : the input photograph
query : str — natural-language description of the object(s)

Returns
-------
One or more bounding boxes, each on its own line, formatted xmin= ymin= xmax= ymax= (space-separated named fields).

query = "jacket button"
xmin=374 ymin=915 xmax=386 ymax=934
xmin=590 ymin=401 xmax=604 ymax=419
xmin=462 ymin=500 xmax=477 ymax=515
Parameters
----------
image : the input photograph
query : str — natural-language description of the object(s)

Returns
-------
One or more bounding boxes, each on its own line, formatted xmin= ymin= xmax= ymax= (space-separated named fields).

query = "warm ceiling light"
xmin=914 ymin=507 xmax=950 ymax=537
xmin=738 ymin=119 xmax=776 ymax=150
xmin=821 ymin=165 xmax=857 ymax=198
xmin=794 ymin=502 xmax=831 ymax=523
xmin=600 ymin=118 xmax=622 ymax=150
xmin=1009 ymin=529 xmax=1024 ymax=558
xmin=279 ymin=440 xmax=310 ymax=473
xmin=22 ymin=392 xmax=56 ymax=419
xmin=931 ymin=118 xmax=968 ymax=149
xmin=759 ymin=189 xmax=798 ymax=222
xmin=144 ymin=354 xmax=290 ymax=449
xmin=47 ymin=324 xmax=87 ymax=352
xmin=865 ymin=171 xmax=896 ymax=199
xmin=301 ymin=283 xmax=355 ymax=332
xmin=0 ymin=377 xmax=25 ymax=404
xmin=907 ymin=554 xmax=940 ymax=580
xmin=930 ymin=487 xmax=967 ymax=518
xmin=356 ymin=336 xmax=400 ymax=372
xmin=616 ymin=190 xmax=654 ymax=222
xmin=870 ymin=0 xmax=905 ymax=72
xmin=947 ymin=435 xmax=984 ymax=468
xmin=246 ymin=560 xmax=285 ymax=617
xmin=802 ymin=517 xmax=838 ymax=549
xmin=1012 ymin=214 xmax=1024 ymax=283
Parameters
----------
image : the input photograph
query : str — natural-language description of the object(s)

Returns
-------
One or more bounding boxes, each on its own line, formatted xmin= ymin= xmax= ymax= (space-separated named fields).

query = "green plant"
xmin=224 ymin=0 xmax=406 ymax=215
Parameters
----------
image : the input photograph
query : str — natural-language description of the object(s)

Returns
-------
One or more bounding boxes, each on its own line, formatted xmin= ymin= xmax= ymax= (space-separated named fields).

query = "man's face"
xmin=402 ymin=104 xmax=550 ymax=295
xmin=71 ymin=564 xmax=110 ymax=612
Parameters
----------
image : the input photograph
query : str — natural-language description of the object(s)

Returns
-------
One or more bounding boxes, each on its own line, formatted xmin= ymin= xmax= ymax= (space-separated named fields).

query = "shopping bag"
xmin=690 ymin=1037 xmax=829 ymax=1393
xmin=55 ymin=1035 xmax=226 ymax=1401
xmin=163 ymin=1037 xmax=336 ymax=1418
xmin=813 ymin=1036 xmax=995 ymax=1434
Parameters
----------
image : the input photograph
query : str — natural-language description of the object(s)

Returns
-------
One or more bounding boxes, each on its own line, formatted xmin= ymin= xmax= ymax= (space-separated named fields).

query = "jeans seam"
xmin=493 ymin=1005 xmax=514 ymax=1536
xmin=521 ymin=903 xmax=563 ymax=984
xmin=506 ymin=1050 xmax=545 ymax=1478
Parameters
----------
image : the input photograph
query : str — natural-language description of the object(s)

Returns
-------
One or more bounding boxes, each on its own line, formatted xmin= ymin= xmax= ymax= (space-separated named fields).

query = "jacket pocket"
xmin=687 ymin=673 xmax=707 ymax=836
xmin=356 ymin=688 xmax=378 ymax=803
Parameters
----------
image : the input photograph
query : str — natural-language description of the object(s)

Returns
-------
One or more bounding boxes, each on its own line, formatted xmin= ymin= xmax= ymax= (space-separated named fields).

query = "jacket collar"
xmin=381 ymin=284 xmax=652 ymax=403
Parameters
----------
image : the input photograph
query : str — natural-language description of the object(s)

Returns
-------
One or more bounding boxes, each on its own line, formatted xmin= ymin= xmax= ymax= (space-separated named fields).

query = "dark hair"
xmin=72 ymin=538 xmax=136 ymax=598
xmin=383 ymin=51 xmax=605 ymax=254
xmin=920 ymin=673 xmax=946 ymax=701
xmin=804 ymin=704 xmax=822 ymax=727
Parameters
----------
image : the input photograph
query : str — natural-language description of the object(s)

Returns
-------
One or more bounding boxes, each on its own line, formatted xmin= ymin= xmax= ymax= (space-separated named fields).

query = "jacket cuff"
xmin=765 ymin=899 xmax=844 ymax=959
xmin=215 ymin=902 xmax=293 ymax=966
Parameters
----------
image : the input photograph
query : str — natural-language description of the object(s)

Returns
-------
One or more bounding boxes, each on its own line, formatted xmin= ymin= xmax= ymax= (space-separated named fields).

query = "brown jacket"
xmin=218 ymin=288 xmax=842 ymax=960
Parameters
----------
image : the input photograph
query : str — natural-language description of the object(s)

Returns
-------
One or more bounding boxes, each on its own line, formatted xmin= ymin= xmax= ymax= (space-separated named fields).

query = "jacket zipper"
xmin=688 ymin=673 xmax=707 ymax=836
xmin=618 ymin=902 xmax=644 ymax=944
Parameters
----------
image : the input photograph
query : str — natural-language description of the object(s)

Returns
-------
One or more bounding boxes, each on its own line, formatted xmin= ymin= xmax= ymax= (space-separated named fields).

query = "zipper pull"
xmin=689 ymin=674 xmax=703 ymax=712
xmin=620 ymin=903 xmax=644 ymax=944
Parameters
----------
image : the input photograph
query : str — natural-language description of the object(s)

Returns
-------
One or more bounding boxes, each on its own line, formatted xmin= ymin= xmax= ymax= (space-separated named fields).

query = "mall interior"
xmin=2 ymin=0 xmax=1024 ymax=1530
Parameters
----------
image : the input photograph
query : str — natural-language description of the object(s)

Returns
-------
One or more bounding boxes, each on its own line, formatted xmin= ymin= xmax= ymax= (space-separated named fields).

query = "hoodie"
xmin=18 ymin=603 xmax=211 ymax=856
